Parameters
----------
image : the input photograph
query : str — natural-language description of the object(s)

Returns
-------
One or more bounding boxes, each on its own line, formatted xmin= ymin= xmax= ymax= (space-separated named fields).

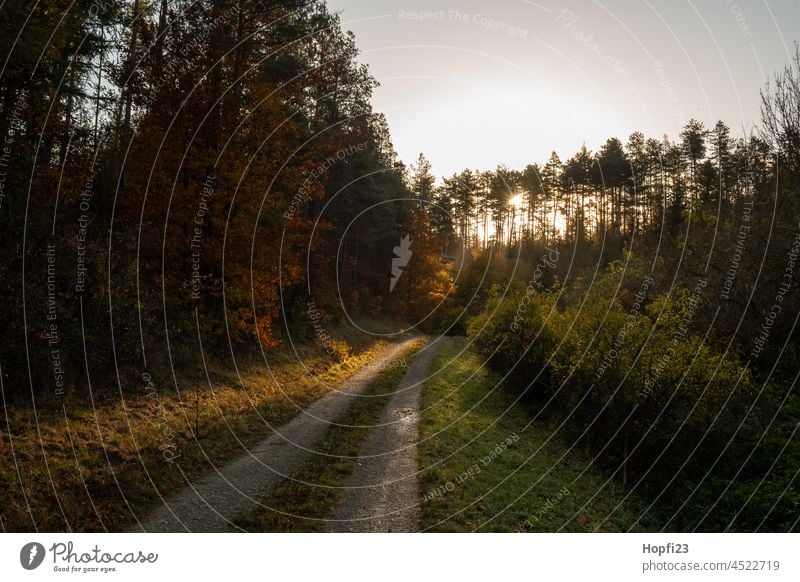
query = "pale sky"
xmin=326 ymin=0 xmax=800 ymax=178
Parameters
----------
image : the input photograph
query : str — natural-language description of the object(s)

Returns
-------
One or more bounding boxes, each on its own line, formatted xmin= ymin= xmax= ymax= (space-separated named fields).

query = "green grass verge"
xmin=418 ymin=336 xmax=657 ymax=532
xmin=233 ymin=339 xmax=428 ymax=532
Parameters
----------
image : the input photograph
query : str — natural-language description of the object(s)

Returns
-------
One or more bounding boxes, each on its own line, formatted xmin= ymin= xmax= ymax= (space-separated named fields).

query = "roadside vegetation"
xmin=418 ymin=336 xmax=653 ymax=532
xmin=466 ymin=260 xmax=800 ymax=531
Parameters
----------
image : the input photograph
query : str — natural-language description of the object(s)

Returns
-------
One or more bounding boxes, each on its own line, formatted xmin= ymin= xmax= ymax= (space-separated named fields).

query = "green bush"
xmin=466 ymin=258 xmax=796 ymax=531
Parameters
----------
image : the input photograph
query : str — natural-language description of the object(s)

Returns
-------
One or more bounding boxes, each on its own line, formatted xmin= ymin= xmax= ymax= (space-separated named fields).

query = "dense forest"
xmin=0 ymin=0 xmax=451 ymax=399
xmin=1 ymin=0 xmax=799 ymax=533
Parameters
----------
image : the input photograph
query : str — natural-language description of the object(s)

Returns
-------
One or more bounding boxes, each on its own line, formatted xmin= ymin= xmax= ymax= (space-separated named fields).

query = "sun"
xmin=509 ymin=193 xmax=524 ymax=208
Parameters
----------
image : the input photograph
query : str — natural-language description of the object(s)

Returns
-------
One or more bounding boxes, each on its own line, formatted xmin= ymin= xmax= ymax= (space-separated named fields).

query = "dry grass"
xmin=0 ymin=331 xmax=402 ymax=532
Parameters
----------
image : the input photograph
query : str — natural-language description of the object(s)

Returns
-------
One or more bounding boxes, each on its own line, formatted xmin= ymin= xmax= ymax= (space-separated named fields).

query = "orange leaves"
xmin=384 ymin=209 xmax=454 ymax=324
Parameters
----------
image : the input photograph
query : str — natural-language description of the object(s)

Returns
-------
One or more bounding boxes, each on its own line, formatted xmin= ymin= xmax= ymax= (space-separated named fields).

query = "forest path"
xmin=133 ymin=337 xmax=421 ymax=532
xmin=327 ymin=336 xmax=450 ymax=532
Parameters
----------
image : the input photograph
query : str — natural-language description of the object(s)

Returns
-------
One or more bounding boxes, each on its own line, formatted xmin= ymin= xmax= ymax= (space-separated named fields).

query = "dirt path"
xmin=327 ymin=336 xmax=449 ymax=532
xmin=134 ymin=337 xmax=421 ymax=532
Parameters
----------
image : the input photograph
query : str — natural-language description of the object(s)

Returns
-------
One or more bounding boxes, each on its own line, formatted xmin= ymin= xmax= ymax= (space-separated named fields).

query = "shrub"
xmin=465 ymin=258 xmax=794 ymax=530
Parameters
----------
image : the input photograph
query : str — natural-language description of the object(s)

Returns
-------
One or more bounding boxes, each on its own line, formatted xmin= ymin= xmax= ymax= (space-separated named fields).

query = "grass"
xmin=233 ymin=339 xmax=428 ymax=532
xmin=3 ymin=331 xmax=660 ymax=533
xmin=418 ymin=336 xmax=657 ymax=532
xmin=0 ymin=325 xmax=411 ymax=532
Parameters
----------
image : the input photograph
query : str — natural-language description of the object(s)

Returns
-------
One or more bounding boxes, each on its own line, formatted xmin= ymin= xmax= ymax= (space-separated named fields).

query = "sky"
xmin=325 ymin=0 xmax=800 ymax=178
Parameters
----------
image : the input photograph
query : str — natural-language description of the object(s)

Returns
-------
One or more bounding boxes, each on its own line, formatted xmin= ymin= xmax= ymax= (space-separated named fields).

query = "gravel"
xmin=327 ymin=336 xmax=450 ymax=532
xmin=133 ymin=337 xmax=421 ymax=532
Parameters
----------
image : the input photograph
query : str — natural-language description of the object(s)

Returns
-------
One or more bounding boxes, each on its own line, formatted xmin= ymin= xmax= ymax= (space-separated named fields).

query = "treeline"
xmin=453 ymin=49 xmax=800 ymax=531
xmin=433 ymin=49 xmax=800 ymax=372
xmin=419 ymin=54 xmax=799 ymax=261
xmin=425 ymin=120 xmax=774 ymax=251
xmin=0 ymin=0 xmax=451 ymax=401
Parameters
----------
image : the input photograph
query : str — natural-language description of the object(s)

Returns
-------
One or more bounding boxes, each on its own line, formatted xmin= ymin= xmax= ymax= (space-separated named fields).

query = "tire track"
xmin=327 ymin=336 xmax=449 ymax=532
xmin=134 ymin=337 xmax=421 ymax=532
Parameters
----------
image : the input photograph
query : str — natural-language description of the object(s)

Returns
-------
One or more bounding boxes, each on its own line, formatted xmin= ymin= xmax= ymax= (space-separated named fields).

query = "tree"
xmin=409 ymin=153 xmax=436 ymax=203
xmin=445 ymin=169 xmax=479 ymax=246
xmin=710 ymin=120 xmax=733 ymax=206
xmin=594 ymin=138 xmax=628 ymax=249
xmin=385 ymin=209 xmax=453 ymax=325
xmin=680 ymin=118 xmax=708 ymax=205
xmin=760 ymin=43 xmax=800 ymax=172
xmin=541 ymin=152 xmax=562 ymax=244
xmin=563 ymin=145 xmax=593 ymax=243
xmin=520 ymin=163 xmax=544 ymax=241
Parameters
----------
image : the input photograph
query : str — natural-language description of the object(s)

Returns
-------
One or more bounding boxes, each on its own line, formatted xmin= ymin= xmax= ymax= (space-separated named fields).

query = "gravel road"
xmin=327 ymin=336 xmax=449 ymax=532
xmin=133 ymin=337 xmax=421 ymax=532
